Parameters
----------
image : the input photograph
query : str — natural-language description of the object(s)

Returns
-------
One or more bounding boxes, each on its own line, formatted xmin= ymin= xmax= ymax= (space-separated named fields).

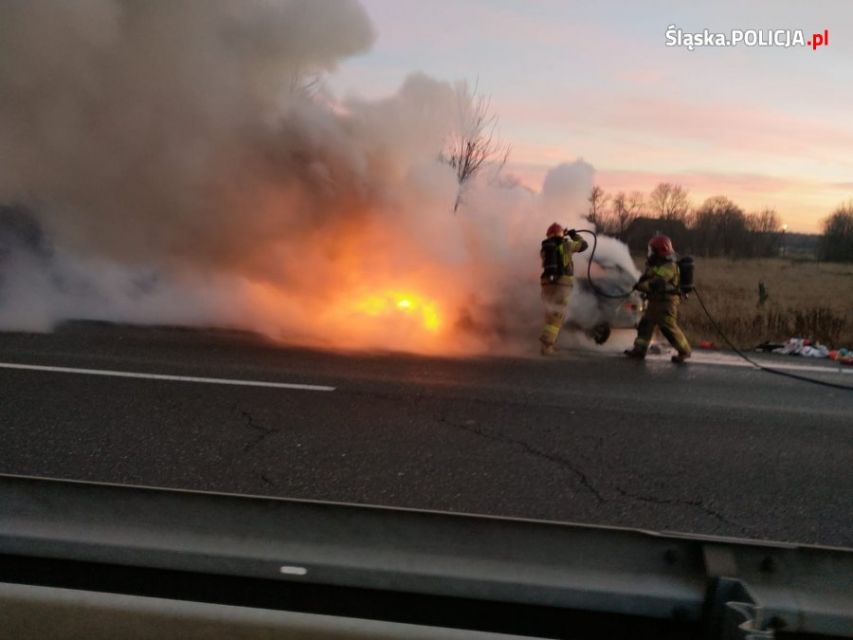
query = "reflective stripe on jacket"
xmin=635 ymin=260 xmax=680 ymax=301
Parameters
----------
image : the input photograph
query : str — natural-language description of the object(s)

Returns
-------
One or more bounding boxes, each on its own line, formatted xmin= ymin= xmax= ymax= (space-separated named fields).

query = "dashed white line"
xmin=0 ymin=362 xmax=336 ymax=392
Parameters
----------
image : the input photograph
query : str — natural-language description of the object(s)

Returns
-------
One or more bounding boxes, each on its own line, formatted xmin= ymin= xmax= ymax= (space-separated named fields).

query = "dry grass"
xmin=654 ymin=258 xmax=853 ymax=349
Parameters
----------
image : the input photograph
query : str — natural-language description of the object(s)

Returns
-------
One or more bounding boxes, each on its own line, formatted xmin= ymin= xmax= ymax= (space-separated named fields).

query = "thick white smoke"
xmin=0 ymin=0 xmax=638 ymax=354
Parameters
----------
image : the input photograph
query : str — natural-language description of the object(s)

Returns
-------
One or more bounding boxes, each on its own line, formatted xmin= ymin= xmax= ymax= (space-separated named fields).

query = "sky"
xmin=329 ymin=0 xmax=853 ymax=233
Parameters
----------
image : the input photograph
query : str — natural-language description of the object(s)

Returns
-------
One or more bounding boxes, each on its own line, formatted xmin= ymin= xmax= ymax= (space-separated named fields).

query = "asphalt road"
xmin=1 ymin=322 xmax=852 ymax=548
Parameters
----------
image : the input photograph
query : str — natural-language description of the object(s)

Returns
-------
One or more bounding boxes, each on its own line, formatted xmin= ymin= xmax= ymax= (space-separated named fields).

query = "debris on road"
xmin=829 ymin=348 xmax=853 ymax=365
xmin=765 ymin=337 xmax=853 ymax=365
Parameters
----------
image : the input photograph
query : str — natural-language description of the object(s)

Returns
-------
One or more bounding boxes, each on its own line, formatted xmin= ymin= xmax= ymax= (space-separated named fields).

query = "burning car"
xmin=565 ymin=253 xmax=643 ymax=345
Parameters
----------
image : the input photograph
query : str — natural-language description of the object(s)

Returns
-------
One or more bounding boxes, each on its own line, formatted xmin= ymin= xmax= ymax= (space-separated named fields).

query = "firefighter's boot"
xmin=541 ymin=342 xmax=557 ymax=356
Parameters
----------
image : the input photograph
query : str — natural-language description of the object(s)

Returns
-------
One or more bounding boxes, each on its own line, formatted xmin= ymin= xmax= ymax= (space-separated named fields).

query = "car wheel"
xmin=593 ymin=322 xmax=611 ymax=345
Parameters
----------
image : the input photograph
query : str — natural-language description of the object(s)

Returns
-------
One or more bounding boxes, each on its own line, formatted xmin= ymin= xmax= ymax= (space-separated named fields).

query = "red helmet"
xmin=648 ymin=234 xmax=675 ymax=258
xmin=546 ymin=222 xmax=563 ymax=237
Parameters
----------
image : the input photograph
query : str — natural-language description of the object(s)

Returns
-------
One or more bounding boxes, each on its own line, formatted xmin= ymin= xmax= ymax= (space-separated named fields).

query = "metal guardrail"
xmin=1 ymin=582 xmax=528 ymax=640
xmin=0 ymin=473 xmax=851 ymax=638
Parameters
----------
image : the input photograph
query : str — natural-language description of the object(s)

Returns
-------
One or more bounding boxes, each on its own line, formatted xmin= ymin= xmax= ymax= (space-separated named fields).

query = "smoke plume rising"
xmin=0 ymin=0 xmax=637 ymax=354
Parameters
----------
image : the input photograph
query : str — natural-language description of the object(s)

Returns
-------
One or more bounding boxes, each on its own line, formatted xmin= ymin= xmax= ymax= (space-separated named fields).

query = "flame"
xmin=238 ymin=217 xmax=470 ymax=354
xmin=355 ymin=290 xmax=441 ymax=333
xmin=243 ymin=278 xmax=449 ymax=353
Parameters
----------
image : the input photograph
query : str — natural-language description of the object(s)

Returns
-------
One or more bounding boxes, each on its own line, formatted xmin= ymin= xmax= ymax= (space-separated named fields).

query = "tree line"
xmin=587 ymin=183 xmax=853 ymax=261
xmin=437 ymin=84 xmax=852 ymax=261
xmin=819 ymin=203 xmax=853 ymax=262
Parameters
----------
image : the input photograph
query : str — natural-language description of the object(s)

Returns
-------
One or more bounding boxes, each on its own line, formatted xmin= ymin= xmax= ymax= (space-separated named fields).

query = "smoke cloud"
xmin=0 ymin=0 xmax=637 ymax=354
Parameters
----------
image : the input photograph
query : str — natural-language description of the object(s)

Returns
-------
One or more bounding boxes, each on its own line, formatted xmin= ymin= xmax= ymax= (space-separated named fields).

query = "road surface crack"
xmin=435 ymin=416 xmax=750 ymax=531
xmin=238 ymin=407 xmax=278 ymax=454
xmin=436 ymin=415 xmax=606 ymax=504
xmin=614 ymin=486 xmax=749 ymax=532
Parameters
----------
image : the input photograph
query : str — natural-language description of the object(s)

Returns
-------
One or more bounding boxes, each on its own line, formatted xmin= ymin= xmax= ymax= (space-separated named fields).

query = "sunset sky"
xmin=330 ymin=0 xmax=853 ymax=233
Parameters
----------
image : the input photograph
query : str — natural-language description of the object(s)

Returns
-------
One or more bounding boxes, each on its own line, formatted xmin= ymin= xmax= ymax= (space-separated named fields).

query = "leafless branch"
xmin=441 ymin=80 xmax=511 ymax=212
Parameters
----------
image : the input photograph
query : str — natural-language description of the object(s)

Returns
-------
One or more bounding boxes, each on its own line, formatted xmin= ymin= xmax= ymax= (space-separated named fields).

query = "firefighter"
xmin=624 ymin=234 xmax=692 ymax=363
xmin=539 ymin=223 xmax=588 ymax=355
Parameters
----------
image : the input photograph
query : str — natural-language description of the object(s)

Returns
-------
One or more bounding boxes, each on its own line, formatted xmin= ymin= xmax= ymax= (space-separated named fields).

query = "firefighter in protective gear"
xmin=539 ymin=223 xmax=589 ymax=355
xmin=624 ymin=234 xmax=692 ymax=363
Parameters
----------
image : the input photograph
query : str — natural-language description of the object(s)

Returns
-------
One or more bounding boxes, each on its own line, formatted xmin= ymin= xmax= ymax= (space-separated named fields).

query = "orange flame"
xmin=238 ymin=212 xmax=476 ymax=354
xmin=355 ymin=290 xmax=441 ymax=332
xmin=244 ymin=278 xmax=450 ymax=353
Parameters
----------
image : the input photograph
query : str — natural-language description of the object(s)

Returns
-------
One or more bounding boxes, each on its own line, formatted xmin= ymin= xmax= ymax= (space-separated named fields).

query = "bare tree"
xmin=820 ymin=202 xmax=853 ymax=262
xmin=691 ymin=196 xmax=748 ymax=256
xmin=442 ymin=81 xmax=511 ymax=212
xmin=627 ymin=191 xmax=645 ymax=215
xmin=744 ymin=208 xmax=781 ymax=257
xmin=746 ymin=208 xmax=780 ymax=233
xmin=611 ymin=191 xmax=644 ymax=239
xmin=587 ymin=185 xmax=610 ymax=229
xmin=648 ymin=182 xmax=691 ymax=222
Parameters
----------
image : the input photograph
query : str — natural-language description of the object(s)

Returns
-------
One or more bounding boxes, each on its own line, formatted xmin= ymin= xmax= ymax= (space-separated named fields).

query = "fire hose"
xmin=574 ymin=229 xmax=632 ymax=300
xmin=691 ymin=287 xmax=853 ymax=392
xmin=572 ymin=229 xmax=853 ymax=391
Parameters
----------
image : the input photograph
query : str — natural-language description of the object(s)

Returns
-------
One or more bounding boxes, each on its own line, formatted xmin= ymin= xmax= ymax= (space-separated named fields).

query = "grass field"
xmin=657 ymin=258 xmax=853 ymax=350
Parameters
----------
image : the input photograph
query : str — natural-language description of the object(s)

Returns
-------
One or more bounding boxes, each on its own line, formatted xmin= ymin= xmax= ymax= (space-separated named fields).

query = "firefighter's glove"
xmin=566 ymin=229 xmax=579 ymax=240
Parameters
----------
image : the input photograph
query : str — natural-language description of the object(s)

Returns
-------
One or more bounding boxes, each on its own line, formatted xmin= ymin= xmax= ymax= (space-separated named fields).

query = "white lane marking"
xmin=0 ymin=362 xmax=335 ymax=392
